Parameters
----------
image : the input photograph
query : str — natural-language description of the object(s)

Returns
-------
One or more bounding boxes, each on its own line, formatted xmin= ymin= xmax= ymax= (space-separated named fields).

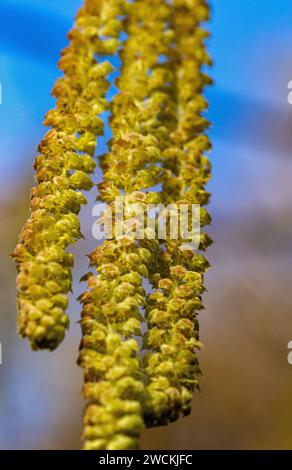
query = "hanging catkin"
xmin=12 ymin=0 xmax=213 ymax=451
xmin=78 ymin=0 xmax=179 ymax=450
xmin=143 ymin=0 xmax=213 ymax=427
xmin=12 ymin=0 xmax=128 ymax=350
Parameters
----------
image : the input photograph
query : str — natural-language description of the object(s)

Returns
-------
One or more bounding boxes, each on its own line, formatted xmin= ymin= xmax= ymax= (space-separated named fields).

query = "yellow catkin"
xmin=12 ymin=0 xmax=128 ymax=350
xmin=78 ymin=0 xmax=179 ymax=450
xmin=143 ymin=0 xmax=213 ymax=427
xmin=12 ymin=0 xmax=213 ymax=449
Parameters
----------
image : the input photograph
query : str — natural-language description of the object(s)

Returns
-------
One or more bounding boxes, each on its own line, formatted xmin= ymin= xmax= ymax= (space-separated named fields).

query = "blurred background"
xmin=1 ymin=0 xmax=292 ymax=450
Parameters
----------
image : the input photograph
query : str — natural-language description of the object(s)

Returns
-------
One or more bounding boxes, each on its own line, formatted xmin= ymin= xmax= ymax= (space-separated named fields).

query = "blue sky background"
xmin=1 ymin=0 xmax=292 ymax=212
xmin=1 ymin=0 xmax=292 ymax=450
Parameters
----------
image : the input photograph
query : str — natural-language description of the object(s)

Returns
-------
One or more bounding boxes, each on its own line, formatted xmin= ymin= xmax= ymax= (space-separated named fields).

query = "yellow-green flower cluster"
xmin=12 ymin=0 xmax=128 ymax=351
xmin=144 ymin=0 xmax=213 ymax=426
xmin=13 ymin=0 xmax=212 ymax=450
xmin=78 ymin=236 xmax=147 ymax=450
xmin=78 ymin=0 xmax=179 ymax=450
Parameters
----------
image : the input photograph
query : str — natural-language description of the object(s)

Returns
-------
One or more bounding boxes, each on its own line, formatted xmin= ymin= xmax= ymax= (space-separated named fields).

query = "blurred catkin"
xmin=12 ymin=0 xmax=128 ymax=350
